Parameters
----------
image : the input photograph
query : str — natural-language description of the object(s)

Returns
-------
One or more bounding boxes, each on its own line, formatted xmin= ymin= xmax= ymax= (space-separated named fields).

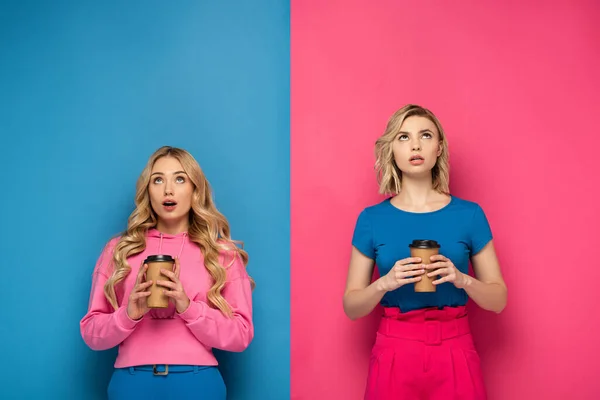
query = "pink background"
xmin=291 ymin=1 xmax=600 ymax=399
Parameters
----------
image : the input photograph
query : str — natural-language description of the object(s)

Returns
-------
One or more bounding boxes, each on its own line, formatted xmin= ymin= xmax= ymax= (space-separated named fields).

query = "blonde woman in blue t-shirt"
xmin=343 ymin=104 xmax=507 ymax=400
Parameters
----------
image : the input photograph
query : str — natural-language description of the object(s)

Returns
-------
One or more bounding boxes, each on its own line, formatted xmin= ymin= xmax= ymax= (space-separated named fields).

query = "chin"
xmin=161 ymin=214 xmax=186 ymax=223
xmin=402 ymin=167 xmax=435 ymax=177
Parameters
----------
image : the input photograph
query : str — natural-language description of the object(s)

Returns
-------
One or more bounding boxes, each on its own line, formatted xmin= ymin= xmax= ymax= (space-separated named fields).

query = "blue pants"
xmin=107 ymin=365 xmax=226 ymax=400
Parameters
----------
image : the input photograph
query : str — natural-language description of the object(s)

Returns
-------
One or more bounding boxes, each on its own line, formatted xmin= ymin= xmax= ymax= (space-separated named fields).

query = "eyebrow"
xmin=398 ymin=129 xmax=435 ymax=135
xmin=150 ymin=170 xmax=187 ymax=176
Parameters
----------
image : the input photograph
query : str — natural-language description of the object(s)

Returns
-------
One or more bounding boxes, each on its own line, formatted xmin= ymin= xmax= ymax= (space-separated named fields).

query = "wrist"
xmin=176 ymin=297 xmax=191 ymax=314
xmin=460 ymin=273 xmax=472 ymax=288
xmin=127 ymin=310 xmax=142 ymax=321
xmin=119 ymin=306 xmax=142 ymax=330
xmin=375 ymin=278 xmax=388 ymax=293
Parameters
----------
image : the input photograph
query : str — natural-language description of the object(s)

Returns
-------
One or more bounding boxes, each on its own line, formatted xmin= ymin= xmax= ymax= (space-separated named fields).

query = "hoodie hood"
xmin=147 ymin=228 xmax=188 ymax=259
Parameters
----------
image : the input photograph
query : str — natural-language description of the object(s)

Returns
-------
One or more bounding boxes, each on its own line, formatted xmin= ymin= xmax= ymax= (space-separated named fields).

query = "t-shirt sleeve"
xmin=352 ymin=209 xmax=375 ymax=259
xmin=469 ymin=204 xmax=493 ymax=256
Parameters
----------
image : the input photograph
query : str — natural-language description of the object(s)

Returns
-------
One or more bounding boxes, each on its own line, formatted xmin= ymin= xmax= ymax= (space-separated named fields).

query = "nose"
xmin=411 ymin=139 xmax=421 ymax=151
xmin=164 ymin=180 xmax=174 ymax=196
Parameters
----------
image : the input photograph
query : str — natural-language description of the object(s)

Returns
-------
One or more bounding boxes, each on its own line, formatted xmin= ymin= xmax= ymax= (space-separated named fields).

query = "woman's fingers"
xmin=135 ymin=264 xmax=148 ymax=285
xmin=156 ymin=280 xmax=177 ymax=290
xmin=427 ymin=267 xmax=447 ymax=277
xmin=133 ymin=280 xmax=153 ymax=292
xmin=395 ymin=257 xmax=421 ymax=267
xmin=424 ymin=261 xmax=448 ymax=270
xmin=433 ymin=275 xmax=453 ymax=285
xmin=430 ymin=254 xmax=450 ymax=263
xmin=397 ymin=268 xmax=425 ymax=279
xmin=395 ymin=262 xmax=425 ymax=272
xmin=174 ymin=257 xmax=181 ymax=278
xmin=403 ymin=276 xmax=422 ymax=283
xmin=160 ymin=268 xmax=178 ymax=282
xmin=138 ymin=280 xmax=153 ymax=289
xmin=131 ymin=290 xmax=151 ymax=300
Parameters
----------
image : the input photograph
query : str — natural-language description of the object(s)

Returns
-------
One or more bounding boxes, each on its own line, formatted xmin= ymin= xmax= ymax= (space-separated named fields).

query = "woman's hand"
xmin=377 ymin=257 xmax=425 ymax=292
xmin=126 ymin=263 xmax=153 ymax=321
xmin=425 ymin=254 xmax=468 ymax=289
xmin=156 ymin=257 xmax=191 ymax=314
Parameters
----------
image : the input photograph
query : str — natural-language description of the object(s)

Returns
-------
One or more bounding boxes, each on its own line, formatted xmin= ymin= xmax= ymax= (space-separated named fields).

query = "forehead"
xmin=399 ymin=116 xmax=438 ymax=134
xmin=151 ymin=156 xmax=184 ymax=173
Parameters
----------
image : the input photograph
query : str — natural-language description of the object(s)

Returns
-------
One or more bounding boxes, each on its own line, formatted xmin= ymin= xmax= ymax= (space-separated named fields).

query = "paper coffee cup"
xmin=409 ymin=240 xmax=441 ymax=293
xmin=144 ymin=254 xmax=175 ymax=308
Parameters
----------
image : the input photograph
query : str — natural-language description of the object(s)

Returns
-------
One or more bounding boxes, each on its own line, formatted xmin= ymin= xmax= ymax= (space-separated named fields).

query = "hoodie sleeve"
xmin=176 ymin=250 xmax=253 ymax=352
xmin=80 ymin=239 xmax=141 ymax=351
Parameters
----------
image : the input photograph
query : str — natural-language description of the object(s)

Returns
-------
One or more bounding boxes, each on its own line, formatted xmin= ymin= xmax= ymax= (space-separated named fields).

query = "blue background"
xmin=0 ymin=1 xmax=289 ymax=399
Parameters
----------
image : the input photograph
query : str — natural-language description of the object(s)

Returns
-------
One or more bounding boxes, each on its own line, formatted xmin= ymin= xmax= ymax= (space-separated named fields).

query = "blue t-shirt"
xmin=351 ymin=196 xmax=493 ymax=313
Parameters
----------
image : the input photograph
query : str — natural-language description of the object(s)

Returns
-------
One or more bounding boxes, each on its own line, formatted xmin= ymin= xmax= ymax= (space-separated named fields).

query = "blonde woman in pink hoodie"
xmin=80 ymin=146 xmax=254 ymax=400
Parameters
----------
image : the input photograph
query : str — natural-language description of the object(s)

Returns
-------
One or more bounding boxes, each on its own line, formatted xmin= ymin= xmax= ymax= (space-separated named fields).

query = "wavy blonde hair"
xmin=104 ymin=146 xmax=252 ymax=317
xmin=375 ymin=104 xmax=450 ymax=195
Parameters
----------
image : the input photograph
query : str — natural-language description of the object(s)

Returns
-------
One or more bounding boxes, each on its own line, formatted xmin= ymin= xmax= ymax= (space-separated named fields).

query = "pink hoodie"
xmin=80 ymin=229 xmax=253 ymax=368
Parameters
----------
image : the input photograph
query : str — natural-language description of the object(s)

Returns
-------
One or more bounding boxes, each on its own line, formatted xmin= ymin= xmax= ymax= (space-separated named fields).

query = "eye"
xmin=153 ymin=177 xmax=163 ymax=184
xmin=175 ymin=176 xmax=186 ymax=183
xmin=422 ymin=133 xmax=433 ymax=139
xmin=398 ymin=134 xmax=409 ymax=141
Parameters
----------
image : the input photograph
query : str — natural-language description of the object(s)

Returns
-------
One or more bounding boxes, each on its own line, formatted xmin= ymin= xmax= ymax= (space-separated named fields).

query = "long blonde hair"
xmin=104 ymin=146 xmax=252 ymax=317
xmin=375 ymin=104 xmax=450 ymax=195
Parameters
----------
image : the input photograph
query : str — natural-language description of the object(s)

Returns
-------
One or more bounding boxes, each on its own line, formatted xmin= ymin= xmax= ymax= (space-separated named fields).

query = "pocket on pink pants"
xmin=364 ymin=342 xmax=395 ymax=400
xmin=451 ymin=347 xmax=487 ymax=400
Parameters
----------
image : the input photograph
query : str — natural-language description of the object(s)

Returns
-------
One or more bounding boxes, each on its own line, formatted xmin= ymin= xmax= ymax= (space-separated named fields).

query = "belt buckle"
xmin=424 ymin=321 xmax=442 ymax=346
xmin=153 ymin=364 xmax=169 ymax=376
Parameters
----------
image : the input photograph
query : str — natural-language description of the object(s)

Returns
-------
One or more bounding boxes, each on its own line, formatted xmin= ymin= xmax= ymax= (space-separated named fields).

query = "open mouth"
xmin=162 ymin=200 xmax=178 ymax=207
xmin=410 ymin=155 xmax=424 ymax=162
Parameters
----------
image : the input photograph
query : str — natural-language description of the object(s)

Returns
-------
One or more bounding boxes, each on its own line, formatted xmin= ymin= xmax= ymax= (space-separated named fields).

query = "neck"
xmin=395 ymin=174 xmax=438 ymax=206
xmin=155 ymin=219 xmax=189 ymax=235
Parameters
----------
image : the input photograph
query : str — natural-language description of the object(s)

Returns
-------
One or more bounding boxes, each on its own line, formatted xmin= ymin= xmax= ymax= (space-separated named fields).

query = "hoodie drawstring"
xmin=157 ymin=232 xmax=187 ymax=259
xmin=177 ymin=233 xmax=187 ymax=259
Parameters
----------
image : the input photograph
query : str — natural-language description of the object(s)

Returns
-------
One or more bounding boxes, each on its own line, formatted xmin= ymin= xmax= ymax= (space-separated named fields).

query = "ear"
xmin=437 ymin=143 xmax=442 ymax=157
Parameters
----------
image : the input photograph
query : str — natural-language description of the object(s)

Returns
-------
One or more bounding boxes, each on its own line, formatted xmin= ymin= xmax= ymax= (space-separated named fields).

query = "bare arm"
xmin=343 ymin=247 xmax=385 ymax=320
xmin=463 ymin=240 xmax=507 ymax=313
xmin=343 ymin=247 xmax=424 ymax=320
